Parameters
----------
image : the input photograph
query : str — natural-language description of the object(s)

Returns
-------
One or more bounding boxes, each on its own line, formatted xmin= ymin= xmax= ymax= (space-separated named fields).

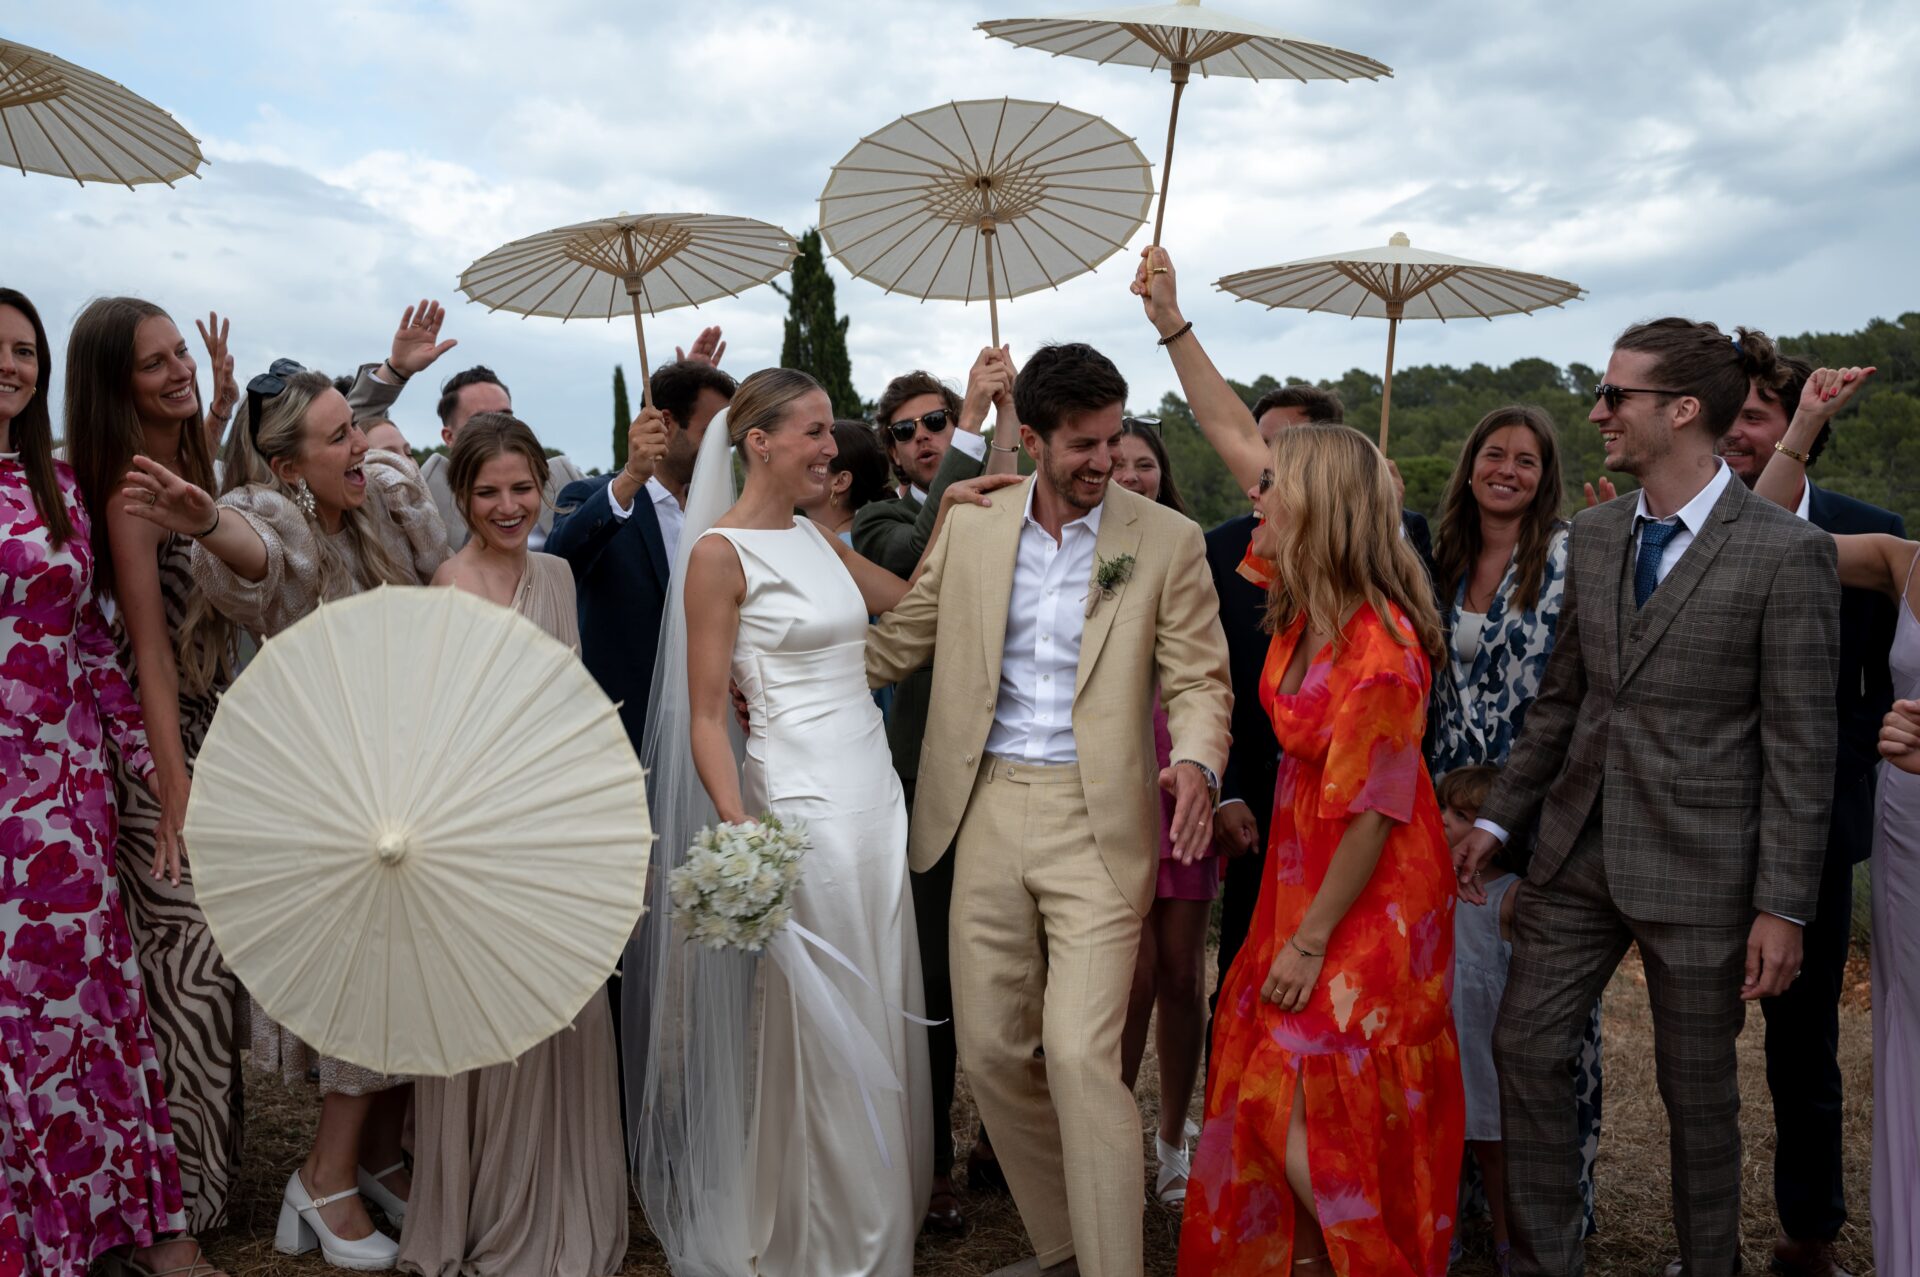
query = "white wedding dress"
xmin=700 ymin=517 xmax=931 ymax=1275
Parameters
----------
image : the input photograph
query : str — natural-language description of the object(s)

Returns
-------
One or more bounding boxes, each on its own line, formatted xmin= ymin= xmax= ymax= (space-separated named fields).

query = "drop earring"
xmin=292 ymin=478 xmax=317 ymax=518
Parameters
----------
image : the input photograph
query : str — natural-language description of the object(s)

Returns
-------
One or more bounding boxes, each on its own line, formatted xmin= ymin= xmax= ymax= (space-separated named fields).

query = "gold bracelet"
xmin=1773 ymin=440 xmax=1810 ymax=464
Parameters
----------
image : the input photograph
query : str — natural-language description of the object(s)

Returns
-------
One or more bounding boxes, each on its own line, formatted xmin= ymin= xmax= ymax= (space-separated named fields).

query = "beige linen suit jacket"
xmin=866 ymin=478 xmax=1233 ymax=914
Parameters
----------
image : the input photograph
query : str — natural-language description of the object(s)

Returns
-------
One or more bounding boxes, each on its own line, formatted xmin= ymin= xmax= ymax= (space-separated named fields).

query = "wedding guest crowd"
xmin=4 ymin=243 xmax=1915 ymax=1277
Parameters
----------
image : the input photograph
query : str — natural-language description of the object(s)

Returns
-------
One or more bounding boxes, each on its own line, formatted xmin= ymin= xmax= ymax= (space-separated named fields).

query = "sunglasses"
xmin=885 ymin=408 xmax=952 ymax=442
xmin=247 ymin=357 xmax=308 ymax=443
xmin=1593 ymin=383 xmax=1684 ymax=413
xmin=1122 ymin=415 xmax=1161 ymax=434
xmin=1255 ymin=468 xmax=1273 ymax=495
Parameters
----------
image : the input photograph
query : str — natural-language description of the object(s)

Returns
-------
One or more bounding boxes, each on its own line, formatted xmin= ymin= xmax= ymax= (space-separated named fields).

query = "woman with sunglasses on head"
xmin=1132 ymin=248 xmax=1465 ymax=1275
xmin=396 ymin=412 xmax=627 ymax=1277
xmin=0 ymin=287 xmax=189 ymax=1277
xmin=1110 ymin=417 xmax=1215 ymax=1206
xmin=122 ymin=360 xmax=451 ymax=1272
xmin=61 ymin=296 xmax=247 ymax=1277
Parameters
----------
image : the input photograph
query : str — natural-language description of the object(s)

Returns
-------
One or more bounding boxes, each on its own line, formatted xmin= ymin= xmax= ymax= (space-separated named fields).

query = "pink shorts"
xmin=1156 ymin=854 xmax=1220 ymax=902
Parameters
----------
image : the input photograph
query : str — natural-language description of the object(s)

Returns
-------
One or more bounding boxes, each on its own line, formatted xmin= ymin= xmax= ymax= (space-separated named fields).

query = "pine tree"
xmin=611 ymin=365 xmax=631 ymax=471
xmin=773 ymin=228 xmax=862 ymax=417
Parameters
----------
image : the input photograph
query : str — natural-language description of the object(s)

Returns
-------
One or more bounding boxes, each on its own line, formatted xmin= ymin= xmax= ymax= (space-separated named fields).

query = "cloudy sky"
xmin=9 ymin=1 xmax=1917 ymax=469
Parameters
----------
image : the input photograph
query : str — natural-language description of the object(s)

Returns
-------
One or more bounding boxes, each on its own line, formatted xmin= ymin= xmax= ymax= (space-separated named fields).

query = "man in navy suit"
xmin=1717 ymin=351 xmax=1902 ymax=1277
xmin=547 ymin=352 xmax=736 ymax=754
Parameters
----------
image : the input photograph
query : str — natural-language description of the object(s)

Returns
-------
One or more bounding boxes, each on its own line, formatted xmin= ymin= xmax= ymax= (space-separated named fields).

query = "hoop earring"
xmin=292 ymin=478 xmax=317 ymax=519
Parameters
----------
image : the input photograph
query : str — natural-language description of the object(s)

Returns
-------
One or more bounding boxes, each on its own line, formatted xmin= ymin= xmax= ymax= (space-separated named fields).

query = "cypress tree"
xmin=612 ymin=365 xmax=632 ymax=470
xmin=774 ymin=228 xmax=862 ymax=417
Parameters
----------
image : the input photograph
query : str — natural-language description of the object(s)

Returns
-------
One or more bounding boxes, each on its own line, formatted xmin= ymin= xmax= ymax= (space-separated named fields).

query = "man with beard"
xmin=867 ymin=341 xmax=1232 ymax=1277
xmin=1717 ymin=345 xmax=1902 ymax=1277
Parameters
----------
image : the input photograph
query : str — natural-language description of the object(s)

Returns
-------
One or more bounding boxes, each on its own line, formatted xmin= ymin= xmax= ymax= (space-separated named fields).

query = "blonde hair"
xmin=189 ymin=371 xmax=413 ymax=669
xmin=1262 ymin=423 xmax=1443 ymax=657
xmin=727 ymin=367 xmax=824 ymax=458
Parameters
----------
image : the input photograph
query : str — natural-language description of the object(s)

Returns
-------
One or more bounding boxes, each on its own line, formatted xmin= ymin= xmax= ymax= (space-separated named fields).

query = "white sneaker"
xmin=1155 ymin=1133 xmax=1191 ymax=1205
xmin=275 ymin=1169 xmax=400 ymax=1270
xmin=357 ymin=1161 xmax=409 ymax=1226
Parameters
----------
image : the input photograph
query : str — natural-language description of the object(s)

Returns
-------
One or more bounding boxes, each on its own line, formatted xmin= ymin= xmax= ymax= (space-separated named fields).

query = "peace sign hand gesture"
xmin=196 ymin=312 xmax=238 ymax=424
xmin=389 ymin=300 xmax=459 ymax=379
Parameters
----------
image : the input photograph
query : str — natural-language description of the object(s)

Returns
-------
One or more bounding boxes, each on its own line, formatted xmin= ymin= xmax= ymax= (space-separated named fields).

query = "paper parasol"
xmin=819 ymin=97 xmax=1152 ymax=346
xmin=1217 ymin=232 xmax=1585 ymax=452
xmin=977 ymin=1 xmax=1390 ymax=242
xmin=459 ymin=213 xmax=797 ymax=406
xmin=1 ymin=38 xmax=204 ymax=187
xmin=185 ymin=586 xmax=652 ymax=1076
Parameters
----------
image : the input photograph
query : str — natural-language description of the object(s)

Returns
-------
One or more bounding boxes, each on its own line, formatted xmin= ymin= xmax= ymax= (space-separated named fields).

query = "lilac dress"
xmin=1872 ymin=554 xmax=1920 ymax=1273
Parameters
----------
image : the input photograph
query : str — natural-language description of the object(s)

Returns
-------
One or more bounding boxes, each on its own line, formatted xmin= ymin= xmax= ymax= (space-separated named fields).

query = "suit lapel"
xmin=1587 ymin=503 xmax=1632 ymax=694
xmin=1617 ymin=479 xmax=1745 ymax=690
xmin=978 ymin=478 xmax=1031 ymax=692
xmin=1074 ymin=494 xmax=1143 ymax=701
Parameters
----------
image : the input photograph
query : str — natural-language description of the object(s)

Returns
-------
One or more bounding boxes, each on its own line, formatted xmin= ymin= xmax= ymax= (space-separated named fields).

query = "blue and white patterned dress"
xmin=1430 ymin=527 xmax=1604 ymax=1239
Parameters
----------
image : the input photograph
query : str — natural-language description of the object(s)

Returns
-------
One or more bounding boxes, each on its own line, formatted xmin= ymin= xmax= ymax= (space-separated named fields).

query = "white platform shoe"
xmin=356 ymin=1161 xmax=409 ymax=1226
xmin=275 ymin=1169 xmax=401 ymax=1270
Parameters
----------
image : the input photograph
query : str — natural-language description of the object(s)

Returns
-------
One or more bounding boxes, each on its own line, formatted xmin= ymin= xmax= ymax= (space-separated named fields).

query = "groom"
xmin=868 ymin=342 xmax=1231 ymax=1277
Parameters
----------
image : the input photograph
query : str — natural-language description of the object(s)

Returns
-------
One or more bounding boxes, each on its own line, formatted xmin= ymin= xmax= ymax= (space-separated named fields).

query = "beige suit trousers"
xmin=951 ymin=757 xmax=1143 ymax=1277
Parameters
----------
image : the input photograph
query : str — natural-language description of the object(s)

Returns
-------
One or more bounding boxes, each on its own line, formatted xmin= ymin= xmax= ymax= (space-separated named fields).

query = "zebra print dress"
xmin=111 ymin=531 xmax=245 ymax=1236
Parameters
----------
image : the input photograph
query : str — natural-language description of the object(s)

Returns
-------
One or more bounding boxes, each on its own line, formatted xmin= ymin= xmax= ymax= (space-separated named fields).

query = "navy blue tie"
xmin=1634 ymin=519 xmax=1681 ymax=608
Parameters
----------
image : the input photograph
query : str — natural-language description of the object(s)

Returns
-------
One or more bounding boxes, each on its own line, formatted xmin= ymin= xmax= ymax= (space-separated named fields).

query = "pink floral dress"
xmin=1 ymin=455 xmax=183 ymax=1276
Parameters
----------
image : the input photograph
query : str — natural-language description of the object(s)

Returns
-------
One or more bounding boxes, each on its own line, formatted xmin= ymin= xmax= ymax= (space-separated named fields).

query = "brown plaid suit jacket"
xmin=1479 ymin=476 xmax=1840 ymax=926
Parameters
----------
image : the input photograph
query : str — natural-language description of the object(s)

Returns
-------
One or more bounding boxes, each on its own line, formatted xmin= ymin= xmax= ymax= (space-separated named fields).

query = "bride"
xmin=626 ymin=367 xmax=1014 ymax=1275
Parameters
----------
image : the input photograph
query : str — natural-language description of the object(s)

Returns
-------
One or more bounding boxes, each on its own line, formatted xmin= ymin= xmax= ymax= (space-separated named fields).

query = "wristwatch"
xmin=1175 ymin=758 xmax=1219 ymax=801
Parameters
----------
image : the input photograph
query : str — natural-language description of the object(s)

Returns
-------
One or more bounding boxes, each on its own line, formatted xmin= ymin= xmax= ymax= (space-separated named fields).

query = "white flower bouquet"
xmin=667 ymin=814 xmax=810 ymax=952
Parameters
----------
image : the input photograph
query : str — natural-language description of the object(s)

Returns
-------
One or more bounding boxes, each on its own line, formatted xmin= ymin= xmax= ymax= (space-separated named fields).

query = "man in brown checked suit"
xmin=867 ymin=342 xmax=1231 ymax=1277
xmin=1455 ymin=318 xmax=1840 ymax=1277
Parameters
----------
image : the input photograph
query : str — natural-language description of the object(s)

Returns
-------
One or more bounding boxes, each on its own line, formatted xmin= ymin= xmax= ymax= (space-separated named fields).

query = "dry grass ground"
xmin=203 ymin=947 xmax=1876 ymax=1277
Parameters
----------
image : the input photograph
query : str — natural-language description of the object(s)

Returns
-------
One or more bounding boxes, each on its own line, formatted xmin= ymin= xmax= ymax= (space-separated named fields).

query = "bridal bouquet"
xmin=668 ymin=814 xmax=810 ymax=952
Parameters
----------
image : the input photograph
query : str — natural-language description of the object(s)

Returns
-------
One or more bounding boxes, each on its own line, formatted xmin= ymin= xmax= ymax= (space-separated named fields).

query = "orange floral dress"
xmin=1179 ymin=601 xmax=1464 ymax=1277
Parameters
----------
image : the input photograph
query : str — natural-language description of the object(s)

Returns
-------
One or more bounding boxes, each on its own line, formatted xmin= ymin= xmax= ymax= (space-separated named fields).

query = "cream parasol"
xmin=1217 ymin=232 xmax=1585 ymax=452
xmin=185 ymin=586 xmax=652 ymax=1076
xmin=819 ymin=97 xmax=1152 ymax=346
xmin=977 ymin=1 xmax=1390 ymax=243
xmin=0 ymin=38 xmax=205 ymax=186
xmin=458 ymin=213 xmax=797 ymax=407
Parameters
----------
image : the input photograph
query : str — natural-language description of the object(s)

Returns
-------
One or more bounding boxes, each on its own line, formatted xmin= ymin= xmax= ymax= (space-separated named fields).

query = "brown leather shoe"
xmin=921 ymin=1174 xmax=966 ymax=1237
xmin=1770 ymin=1233 xmax=1853 ymax=1277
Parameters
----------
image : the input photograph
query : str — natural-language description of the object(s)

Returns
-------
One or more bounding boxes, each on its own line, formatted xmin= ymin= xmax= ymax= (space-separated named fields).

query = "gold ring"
xmin=1149 ymin=267 xmax=1169 ymax=275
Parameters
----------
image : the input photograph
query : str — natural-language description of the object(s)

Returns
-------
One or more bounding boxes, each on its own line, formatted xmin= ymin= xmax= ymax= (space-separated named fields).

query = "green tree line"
xmin=1148 ymin=312 xmax=1920 ymax=533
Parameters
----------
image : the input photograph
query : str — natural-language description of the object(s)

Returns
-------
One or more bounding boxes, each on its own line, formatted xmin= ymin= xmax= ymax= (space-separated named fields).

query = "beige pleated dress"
xmin=398 ymin=552 xmax=629 ymax=1277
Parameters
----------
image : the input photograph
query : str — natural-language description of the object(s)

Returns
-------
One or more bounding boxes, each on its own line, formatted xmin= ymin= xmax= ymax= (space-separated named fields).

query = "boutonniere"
xmin=1085 ymin=553 xmax=1136 ymax=617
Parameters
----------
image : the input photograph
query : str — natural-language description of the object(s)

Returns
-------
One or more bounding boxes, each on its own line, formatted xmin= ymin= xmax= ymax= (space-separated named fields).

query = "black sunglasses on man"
xmin=885 ymin=408 xmax=952 ymax=442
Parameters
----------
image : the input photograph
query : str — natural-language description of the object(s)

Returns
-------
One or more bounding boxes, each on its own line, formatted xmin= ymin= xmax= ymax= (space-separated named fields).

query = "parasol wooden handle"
xmin=625 ymin=279 xmax=653 ymax=411
xmin=1152 ymin=62 xmax=1191 ymax=247
xmin=1379 ymin=313 xmax=1399 ymax=455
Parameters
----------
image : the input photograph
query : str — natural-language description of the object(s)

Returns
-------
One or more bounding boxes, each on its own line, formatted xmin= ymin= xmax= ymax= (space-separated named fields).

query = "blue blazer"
xmin=546 ymin=475 xmax=671 ymax=755
xmin=1206 ymin=514 xmax=1279 ymax=821
xmin=1809 ymin=482 xmax=1905 ymax=865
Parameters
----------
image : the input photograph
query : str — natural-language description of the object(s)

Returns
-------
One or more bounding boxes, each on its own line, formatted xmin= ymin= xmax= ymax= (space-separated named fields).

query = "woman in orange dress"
xmin=1130 ymin=247 xmax=1464 ymax=1276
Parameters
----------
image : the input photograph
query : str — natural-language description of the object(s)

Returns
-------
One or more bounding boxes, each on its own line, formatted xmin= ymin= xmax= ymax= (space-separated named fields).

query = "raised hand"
xmin=677 ymin=326 xmax=726 ymax=368
xmin=196 ymin=312 xmax=238 ymax=424
xmin=622 ymin=407 xmax=669 ymax=485
xmin=1131 ymin=245 xmax=1184 ymax=336
xmin=1795 ymin=365 xmax=1877 ymax=428
xmin=960 ymin=347 xmax=1011 ymax=432
xmin=389 ymin=300 xmax=458 ymax=379
xmin=120 ymin=455 xmax=217 ymax=538
xmin=991 ymin=344 xmax=1019 ymax=417
xmin=1583 ymin=477 xmax=1618 ymax=508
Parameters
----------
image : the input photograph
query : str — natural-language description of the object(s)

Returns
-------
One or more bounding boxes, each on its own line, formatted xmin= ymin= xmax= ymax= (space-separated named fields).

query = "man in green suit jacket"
xmin=852 ymin=348 xmax=1017 ymax=1232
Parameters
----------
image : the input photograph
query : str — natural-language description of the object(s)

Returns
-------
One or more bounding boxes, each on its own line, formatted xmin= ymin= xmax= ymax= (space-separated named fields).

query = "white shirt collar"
xmin=1020 ymin=477 xmax=1104 ymax=540
xmin=910 ymin=484 xmax=929 ymax=507
xmin=1633 ymin=458 xmax=1733 ymax=532
xmin=645 ymin=475 xmax=680 ymax=510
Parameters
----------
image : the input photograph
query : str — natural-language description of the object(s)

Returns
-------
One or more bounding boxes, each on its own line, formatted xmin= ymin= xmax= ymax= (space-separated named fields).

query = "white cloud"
xmin=4 ymin=0 xmax=1915 ymax=471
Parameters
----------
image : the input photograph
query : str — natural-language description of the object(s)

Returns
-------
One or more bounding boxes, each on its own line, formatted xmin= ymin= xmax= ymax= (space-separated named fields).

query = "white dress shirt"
xmin=984 ymin=483 xmax=1103 ymax=765
xmin=608 ymin=475 xmax=686 ymax=566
